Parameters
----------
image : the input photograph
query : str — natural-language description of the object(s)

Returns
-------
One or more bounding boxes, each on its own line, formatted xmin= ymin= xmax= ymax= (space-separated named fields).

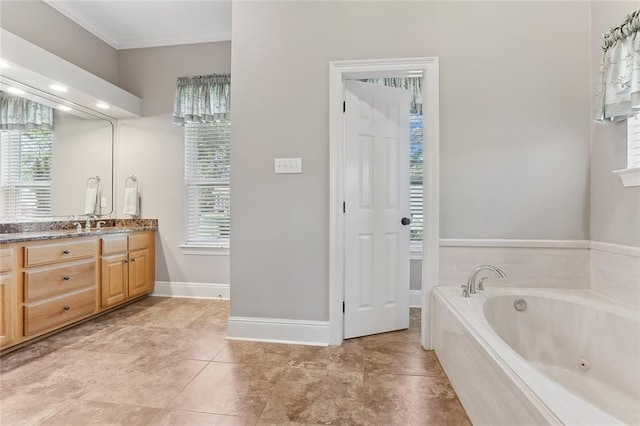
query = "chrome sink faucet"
xmin=462 ymin=265 xmax=507 ymax=298
xmin=96 ymin=221 xmax=106 ymax=230
xmin=85 ymin=215 xmax=97 ymax=230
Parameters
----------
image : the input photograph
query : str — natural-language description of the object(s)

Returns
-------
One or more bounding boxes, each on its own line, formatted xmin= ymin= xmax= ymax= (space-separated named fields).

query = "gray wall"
xmin=116 ymin=42 xmax=232 ymax=284
xmin=230 ymin=1 xmax=592 ymax=321
xmin=0 ymin=0 xmax=119 ymax=85
xmin=590 ymin=2 xmax=640 ymax=247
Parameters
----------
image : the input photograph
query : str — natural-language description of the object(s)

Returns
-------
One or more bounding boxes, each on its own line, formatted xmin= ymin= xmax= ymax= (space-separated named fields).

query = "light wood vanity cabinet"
xmin=0 ymin=246 xmax=17 ymax=348
xmin=100 ymin=231 xmax=155 ymax=308
xmin=0 ymin=229 xmax=155 ymax=352
xmin=22 ymin=238 xmax=98 ymax=337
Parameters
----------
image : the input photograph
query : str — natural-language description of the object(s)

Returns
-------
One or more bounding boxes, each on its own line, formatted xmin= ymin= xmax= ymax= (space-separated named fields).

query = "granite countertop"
xmin=0 ymin=219 xmax=158 ymax=245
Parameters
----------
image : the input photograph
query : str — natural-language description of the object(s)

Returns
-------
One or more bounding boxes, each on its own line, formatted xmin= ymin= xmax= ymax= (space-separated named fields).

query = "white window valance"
xmin=0 ymin=91 xmax=53 ymax=131
xmin=172 ymin=74 xmax=231 ymax=125
xmin=594 ymin=9 xmax=640 ymax=123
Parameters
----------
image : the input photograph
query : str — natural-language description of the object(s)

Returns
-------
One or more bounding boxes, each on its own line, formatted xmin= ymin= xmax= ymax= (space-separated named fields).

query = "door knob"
xmin=401 ymin=217 xmax=411 ymax=226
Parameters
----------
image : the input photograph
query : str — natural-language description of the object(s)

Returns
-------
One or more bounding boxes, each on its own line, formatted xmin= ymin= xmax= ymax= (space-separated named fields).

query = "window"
xmin=410 ymin=112 xmax=423 ymax=246
xmin=184 ymin=120 xmax=231 ymax=248
xmin=627 ymin=114 xmax=640 ymax=169
xmin=0 ymin=129 xmax=53 ymax=220
xmin=614 ymin=113 xmax=640 ymax=187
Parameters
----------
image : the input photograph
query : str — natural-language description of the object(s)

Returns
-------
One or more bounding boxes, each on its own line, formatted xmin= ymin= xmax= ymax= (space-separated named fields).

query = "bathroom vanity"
xmin=0 ymin=222 xmax=156 ymax=352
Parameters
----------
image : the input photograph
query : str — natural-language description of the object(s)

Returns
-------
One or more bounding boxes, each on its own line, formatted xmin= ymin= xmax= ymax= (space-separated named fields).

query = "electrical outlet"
xmin=100 ymin=197 xmax=107 ymax=208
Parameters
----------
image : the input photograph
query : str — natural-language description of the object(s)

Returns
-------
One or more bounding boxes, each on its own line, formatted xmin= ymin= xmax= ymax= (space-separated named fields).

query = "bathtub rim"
xmin=433 ymin=286 xmax=628 ymax=426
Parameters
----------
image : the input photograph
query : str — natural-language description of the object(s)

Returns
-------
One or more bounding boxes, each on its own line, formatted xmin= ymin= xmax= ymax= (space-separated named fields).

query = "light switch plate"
xmin=275 ymin=158 xmax=302 ymax=174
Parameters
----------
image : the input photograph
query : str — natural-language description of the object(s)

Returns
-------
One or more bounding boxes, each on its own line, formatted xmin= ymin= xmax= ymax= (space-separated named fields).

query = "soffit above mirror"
xmin=0 ymin=29 xmax=142 ymax=119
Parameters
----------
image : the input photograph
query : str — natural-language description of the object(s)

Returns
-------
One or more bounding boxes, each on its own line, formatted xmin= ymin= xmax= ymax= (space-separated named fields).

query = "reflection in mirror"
xmin=0 ymin=77 xmax=114 ymax=222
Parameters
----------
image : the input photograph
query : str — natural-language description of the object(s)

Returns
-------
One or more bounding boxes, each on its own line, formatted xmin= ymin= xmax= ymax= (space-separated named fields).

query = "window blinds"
xmin=184 ymin=120 xmax=231 ymax=246
xmin=410 ymin=113 xmax=424 ymax=242
xmin=0 ymin=129 xmax=53 ymax=220
xmin=628 ymin=114 xmax=640 ymax=169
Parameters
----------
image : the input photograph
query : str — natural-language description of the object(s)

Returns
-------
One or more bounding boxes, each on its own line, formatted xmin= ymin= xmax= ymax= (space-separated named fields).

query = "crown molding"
xmin=43 ymin=0 xmax=121 ymax=49
xmin=117 ymin=31 xmax=232 ymax=50
xmin=43 ymin=0 xmax=231 ymax=50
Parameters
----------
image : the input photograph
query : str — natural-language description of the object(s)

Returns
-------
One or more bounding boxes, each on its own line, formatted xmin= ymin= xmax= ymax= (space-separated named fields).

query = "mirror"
xmin=0 ymin=76 xmax=114 ymax=222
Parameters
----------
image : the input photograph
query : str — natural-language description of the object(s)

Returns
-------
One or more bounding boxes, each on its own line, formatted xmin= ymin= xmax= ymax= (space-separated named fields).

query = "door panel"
xmin=344 ymin=80 xmax=410 ymax=339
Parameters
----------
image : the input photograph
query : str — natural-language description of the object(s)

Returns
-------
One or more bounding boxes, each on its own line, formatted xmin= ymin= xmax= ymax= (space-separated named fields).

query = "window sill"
xmin=180 ymin=245 xmax=229 ymax=256
xmin=612 ymin=167 xmax=640 ymax=187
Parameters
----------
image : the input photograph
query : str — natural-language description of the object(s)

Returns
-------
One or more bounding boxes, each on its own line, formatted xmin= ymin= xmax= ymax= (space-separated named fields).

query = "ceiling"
xmin=43 ymin=0 xmax=232 ymax=50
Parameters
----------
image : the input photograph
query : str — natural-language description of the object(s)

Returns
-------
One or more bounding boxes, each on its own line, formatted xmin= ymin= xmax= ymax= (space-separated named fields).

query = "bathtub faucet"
xmin=462 ymin=265 xmax=507 ymax=298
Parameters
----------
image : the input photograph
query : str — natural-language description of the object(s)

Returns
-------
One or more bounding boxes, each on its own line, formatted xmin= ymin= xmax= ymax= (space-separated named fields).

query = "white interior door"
xmin=344 ymin=80 xmax=410 ymax=339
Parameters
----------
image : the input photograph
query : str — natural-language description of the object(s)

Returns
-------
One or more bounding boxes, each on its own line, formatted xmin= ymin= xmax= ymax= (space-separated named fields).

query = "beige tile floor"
xmin=0 ymin=297 xmax=470 ymax=425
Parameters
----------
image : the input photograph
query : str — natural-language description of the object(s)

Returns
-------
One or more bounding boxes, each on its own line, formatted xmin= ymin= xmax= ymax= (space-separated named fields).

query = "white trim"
xmin=439 ymin=239 xmax=590 ymax=249
xmin=329 ymin=57 xmax=439 ymax=349
xmin=43 ymin=0 xmax=121 ymax=49
xmin=179 ymin=245 xmax=230 ymax=256
xmin=43 ymin=0 xmax=231 ymax=50
xmin=590 ymin=241 xmax=640 ymax=258
xmin=227 ymin=316 xmax=330 ymax=346
xmin=409 ymin=290 xmax=422 ymax=308
xmin=151 ymin=281 xmax=230 ymax=299
xmin=612 ymin=167 xmax=640 ymax=187
xmin=117 ymin=32 xmax=232 ymax=50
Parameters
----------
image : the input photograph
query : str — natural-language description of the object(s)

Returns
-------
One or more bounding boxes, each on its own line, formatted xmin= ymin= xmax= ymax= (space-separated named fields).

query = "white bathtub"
xmin=432 ymin=286 xmax=640 ymax=426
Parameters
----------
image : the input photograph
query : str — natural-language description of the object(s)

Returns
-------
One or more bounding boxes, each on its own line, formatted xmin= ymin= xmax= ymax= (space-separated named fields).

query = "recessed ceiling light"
xmin=49 ymin=84 xmax=68 ymax=93
xmin=95 ymin=102 xmax=110 ymax=110
xmin=57 ymin=105 xmax=72 ymax=111
xmin=6 ymin=87 xmax=25 ymax=95
xmin=0 ymin=61 xmax=11 ymax=69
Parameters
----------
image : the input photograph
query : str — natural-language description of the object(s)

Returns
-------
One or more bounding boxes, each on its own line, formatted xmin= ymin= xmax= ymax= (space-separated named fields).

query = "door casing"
xmin=328 ymin=57 xmax=440 ymax=348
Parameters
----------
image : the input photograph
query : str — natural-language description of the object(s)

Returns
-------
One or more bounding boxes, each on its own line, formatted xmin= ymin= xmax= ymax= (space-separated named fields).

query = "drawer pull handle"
xmin=124 ymin=260 xmax=128 ymax=264
xmin=63 ymin=305 xmax=71 ymax=311
xmin=62 ymin=250 xmax=70 ymax=255
xmin=62 ymin=275 xmax=70 ymax=281
xmin=131 ymin=259 xmax=136 ymax=262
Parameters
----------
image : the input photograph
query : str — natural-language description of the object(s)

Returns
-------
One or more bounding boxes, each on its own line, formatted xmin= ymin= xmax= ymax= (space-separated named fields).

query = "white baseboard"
xmin=151 ymin=281 xmax=230 ymax=299
xmin=227 ymin=316 xmax=330 ymax=346
xmin=410 ymin=290 xmax=422 ymax=308
xmin=438 ymin=239 xmax=590 ymax=248
xmin=590 ymin=241 xmax=640 ymax=257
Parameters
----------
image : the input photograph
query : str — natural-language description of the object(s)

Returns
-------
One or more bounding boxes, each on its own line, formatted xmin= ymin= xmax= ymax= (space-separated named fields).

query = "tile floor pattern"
xmin=0 ymin=297 xmax=471 ymax=425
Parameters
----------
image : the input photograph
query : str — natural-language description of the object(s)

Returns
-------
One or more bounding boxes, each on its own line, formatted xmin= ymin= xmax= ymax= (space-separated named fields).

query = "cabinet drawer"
xmin=101 ymin=235 xmax=128 ymax=255
xmin=24 ymin=288 xmax=96 ymax=336
xmin=129 ymin=232 xmax=153 ymax=251
xmin=24 ymin=259 xmax=96 ymax=302
xmin=25 ymin=239 xmax=96 ymax=267
xmin=0 ymin=248 xmax=14 ymax=273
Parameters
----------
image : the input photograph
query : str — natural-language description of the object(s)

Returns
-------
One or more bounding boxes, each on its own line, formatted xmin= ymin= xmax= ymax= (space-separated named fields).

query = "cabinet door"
xmin=0 ymin=274 xmax=16 ymax=348
xmin=101 ymin=254 xmax=128 ymax=308
xmin=128 ymin=249 xmax=150 ymax=298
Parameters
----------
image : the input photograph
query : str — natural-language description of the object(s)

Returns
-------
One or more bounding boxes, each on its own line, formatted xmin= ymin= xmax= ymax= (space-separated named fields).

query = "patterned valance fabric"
xmin=172 ymin=74 xmax=231 ymax=125
xmin=594 ymin=8 xmax=640 ymax=123
xmin=362 ymin=77 xmax=423 ymax=114
xmin=0 ymin=91 xmax=53 ymax=131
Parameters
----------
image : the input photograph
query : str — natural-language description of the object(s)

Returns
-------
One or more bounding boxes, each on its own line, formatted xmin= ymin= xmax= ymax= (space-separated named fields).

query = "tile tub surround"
xmin=0 ymin=298 xmax=471 ymax=425
xmin=438 ymin=241 xmax=590 ymax=289
xmin=0 ymin=219 xmax=158 ymax=244
xmin=590 ymin=242 xmax=640 ymax=309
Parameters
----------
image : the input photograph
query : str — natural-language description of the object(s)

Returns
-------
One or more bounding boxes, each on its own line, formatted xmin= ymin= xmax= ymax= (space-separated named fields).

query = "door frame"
xmin=328 ymin=57 xmax=440 ymax=349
